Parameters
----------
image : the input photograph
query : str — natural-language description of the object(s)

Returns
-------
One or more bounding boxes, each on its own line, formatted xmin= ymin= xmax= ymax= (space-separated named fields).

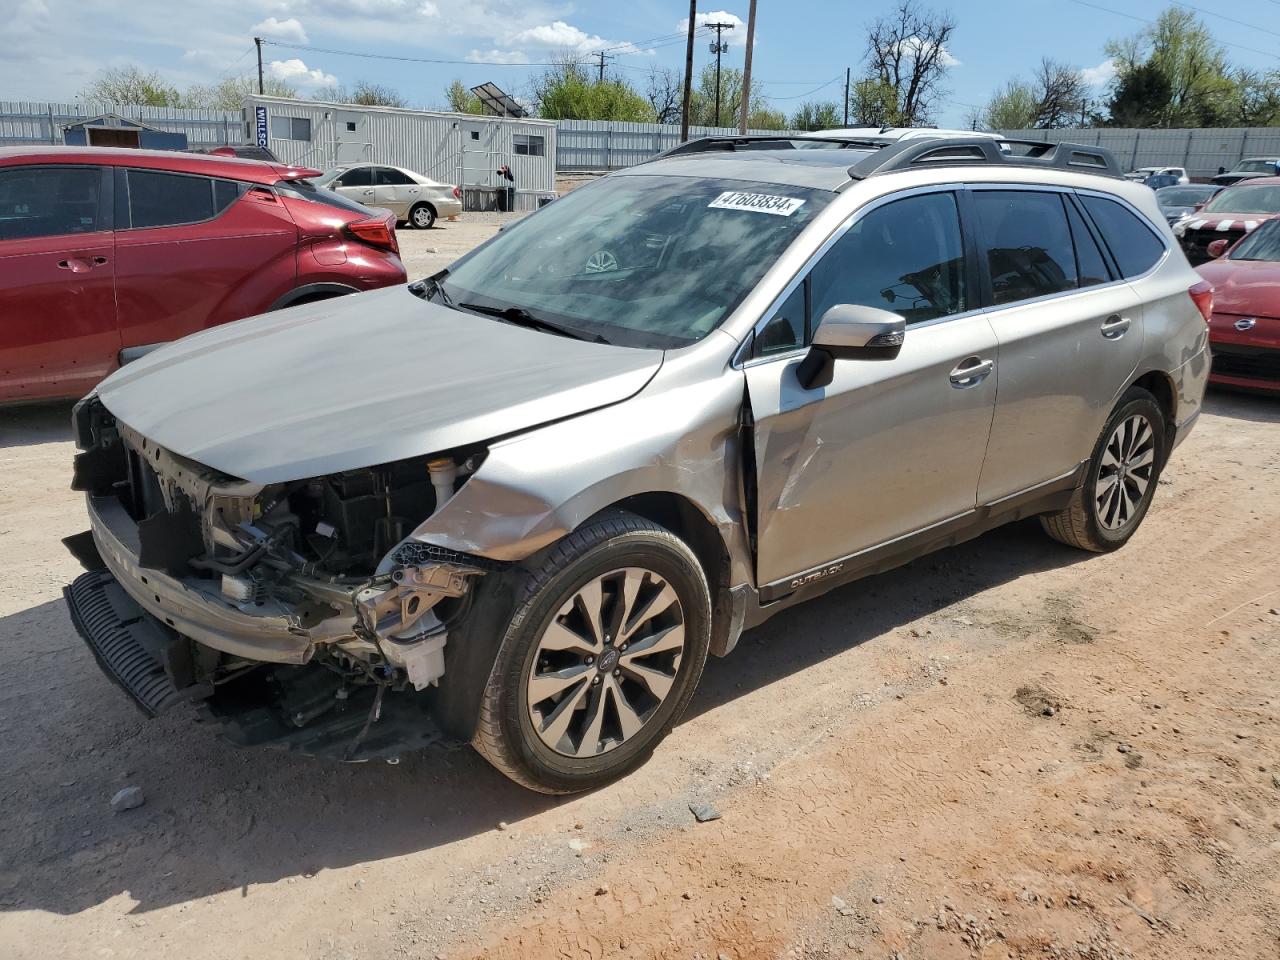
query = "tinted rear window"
xmin=1079 ymin=195 xmax=1165 ymax=278
xmin=279 ymin=179 xmax=373 ymax=216
xmin=128 ymin=170 xmax=214 ymax=228
xmin=974 ymin=190 xmax=1077 ymax=305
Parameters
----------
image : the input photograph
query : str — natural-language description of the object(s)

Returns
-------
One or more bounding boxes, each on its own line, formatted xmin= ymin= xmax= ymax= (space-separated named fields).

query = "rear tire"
xmin=409 ymin=203 xmax=436 ymax=229
xmin=472 ymin=512 xmax=711 ymax=794
xmin=1040 ymin=387 xmax=1167 ymax=552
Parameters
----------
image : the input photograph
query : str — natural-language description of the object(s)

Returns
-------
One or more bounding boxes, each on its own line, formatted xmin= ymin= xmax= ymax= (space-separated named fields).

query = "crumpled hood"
xmin=1196 ymin=259 xmax=1280 ymax=318
xmin=96 ymin=286 xmax=663 ymax=484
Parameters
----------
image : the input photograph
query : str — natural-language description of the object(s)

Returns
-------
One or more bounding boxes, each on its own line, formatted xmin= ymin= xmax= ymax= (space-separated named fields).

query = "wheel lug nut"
xmin=585 ymin=656 xmax=593 ymax=665
xmin=613 ymin=669 xmax=620 ymax=677
xmin=592 ymin=676 xmax=601 ymax=685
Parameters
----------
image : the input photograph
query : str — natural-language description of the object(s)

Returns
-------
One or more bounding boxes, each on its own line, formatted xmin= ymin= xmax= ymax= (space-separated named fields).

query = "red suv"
xmin=0 ymin=146 xmax=406 ymax=404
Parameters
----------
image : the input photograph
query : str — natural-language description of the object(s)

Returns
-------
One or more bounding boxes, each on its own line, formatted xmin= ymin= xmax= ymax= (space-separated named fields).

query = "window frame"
xmin=968 ymin=185 xmax=1085 ymax=307
xmin=374 ymin=166 xmax=415 ymax=186
xmin=513 ymin=134 xmax=546 ymax=157
xmin=741 ymin=183 xmax=984 ymax=365
xmin=0 ymin=163 xmax=114 ymax=241
xmin=1072 ymin=187 xmax=1170 ymax=283
xmin=270 ymin=115 xmax=312 ymax=142
xmin=115 ymin=168 xmax=245 ymax=231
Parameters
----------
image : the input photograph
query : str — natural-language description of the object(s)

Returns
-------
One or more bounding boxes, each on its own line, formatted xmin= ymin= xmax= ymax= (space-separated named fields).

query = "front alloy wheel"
xmin=471 ymin=512 xmax=711 ymax=794
xmin=527 ymin=568 xmax=685 ymax=758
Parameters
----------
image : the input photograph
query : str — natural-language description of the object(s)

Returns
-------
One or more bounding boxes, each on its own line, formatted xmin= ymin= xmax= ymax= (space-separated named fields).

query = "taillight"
xmin=344 ymin=216 xmax=399 ymax=255
xmin=452 ymin=185 xmax=461 ymax=199
xmin=1188 ymin=279 xmax=1213 ymax=324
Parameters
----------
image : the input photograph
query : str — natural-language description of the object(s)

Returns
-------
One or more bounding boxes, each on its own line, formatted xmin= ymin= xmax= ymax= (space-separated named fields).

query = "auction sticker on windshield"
xmin=708 ymin=191 xmax=806 ymax=216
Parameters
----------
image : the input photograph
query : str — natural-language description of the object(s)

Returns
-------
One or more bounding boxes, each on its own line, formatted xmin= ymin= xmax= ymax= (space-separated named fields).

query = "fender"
xmin=268 ymin=282 xmax=360 ymax=311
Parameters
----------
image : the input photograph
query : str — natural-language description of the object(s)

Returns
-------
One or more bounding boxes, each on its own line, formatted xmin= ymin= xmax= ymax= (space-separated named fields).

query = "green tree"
xmin=186 ymin=74 xmax=297 ymax=109
xmin=79 ymin=65 xmax=182 ymax=106
xmin=689 ymin=65 xmax=770 ymax=128
xmin=983 ymin=79 xmax=1039 ymax=131
xmin=746 ymin=106 xmax=789 ymax=130
xmin=790 ymin=101 xmax=843 ymax=132
xmin=532 ymin=60 xmax=651 ymax=122
xmin=444 ymin=79 xmax=486 ymax=114
xmin=1106 ymin=63 xmax=1172 ymax=127
xmin=1230 ymin=69 xmax=1280 ymax=126
xmin=848 ymin=78 xmax=901 ymax=127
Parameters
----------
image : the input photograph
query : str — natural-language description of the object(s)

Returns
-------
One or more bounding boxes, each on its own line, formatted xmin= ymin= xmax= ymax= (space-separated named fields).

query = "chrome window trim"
xmin=734 ymin=182 xmax=968 ymax=369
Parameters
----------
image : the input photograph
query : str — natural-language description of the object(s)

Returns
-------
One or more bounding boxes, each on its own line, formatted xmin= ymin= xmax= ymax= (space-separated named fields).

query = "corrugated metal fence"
xmin=1001 ymin=127 xmax=1280 ymax=178
xmin=0 ymin=101 xmax=242 ymax=148
xmin=555 ymin=119 xmax=801 ymax=170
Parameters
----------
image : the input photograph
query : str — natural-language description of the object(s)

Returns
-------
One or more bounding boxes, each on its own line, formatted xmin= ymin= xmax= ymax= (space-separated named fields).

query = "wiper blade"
xmin=409 ymin=274 xmax=452 ymax=306
xmin=457 ymin=301 xmax=608 ymax=343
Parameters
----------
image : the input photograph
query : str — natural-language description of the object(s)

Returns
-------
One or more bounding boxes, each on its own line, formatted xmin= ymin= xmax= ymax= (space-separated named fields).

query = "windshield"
xmin=1228 ymin=219 xmax=1280 ymax=262
xmin=439 ymin=173 xmax=832 ymax=348
xmin=1235 ymin=160 xmax=1278 ymax=175
xmin=1204 ymin=184 xmax=1280 ymax=215
xmin=1157 ymin=185 xmax=1217 ymax=207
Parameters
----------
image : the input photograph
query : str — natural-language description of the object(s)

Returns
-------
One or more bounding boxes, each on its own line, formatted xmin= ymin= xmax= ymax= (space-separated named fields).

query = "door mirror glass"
xmin=799 ymin=304 xmax=906 ymax=389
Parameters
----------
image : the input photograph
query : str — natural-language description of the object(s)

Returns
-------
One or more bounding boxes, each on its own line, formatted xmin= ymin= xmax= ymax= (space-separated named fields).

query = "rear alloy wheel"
xmin=1040 ymin=387 xmax=1167 ymax=552
xmin=409 ymin=203 xmax=436 ymax=229
xmin=472 ymin=512 xmax=711 ymax=794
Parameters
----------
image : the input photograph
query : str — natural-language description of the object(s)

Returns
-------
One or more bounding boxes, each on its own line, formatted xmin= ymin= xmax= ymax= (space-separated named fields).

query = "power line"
xmin=1169 ymin=1 xmax=1280 ymax=41
xmin=768 ymin=75 xmax=845 ymax=101
xmin=259 ymin=39 xmax=566 ymax=67
xmin=1067 ymin=1 xmax=1280 ymax=60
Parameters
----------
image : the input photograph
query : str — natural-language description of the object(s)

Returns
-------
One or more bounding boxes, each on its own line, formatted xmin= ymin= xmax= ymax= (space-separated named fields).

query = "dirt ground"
xmin=0 ymin=248 xmax=1277 ymax=959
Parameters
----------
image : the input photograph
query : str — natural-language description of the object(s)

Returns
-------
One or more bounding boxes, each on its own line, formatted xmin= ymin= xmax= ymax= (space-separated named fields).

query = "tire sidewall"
xmin=491 ymin=530 xmax=711 ymax=792
xmin=411 ymin=204 xmax=435 ymax=229
xmin=1081 ymin=390 xmax=1167 ymax=549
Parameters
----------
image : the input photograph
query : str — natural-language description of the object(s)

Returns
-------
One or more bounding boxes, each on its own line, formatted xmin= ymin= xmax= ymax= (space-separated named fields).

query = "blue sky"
xmin=6 ymin=1 xmax=1278 ymax=125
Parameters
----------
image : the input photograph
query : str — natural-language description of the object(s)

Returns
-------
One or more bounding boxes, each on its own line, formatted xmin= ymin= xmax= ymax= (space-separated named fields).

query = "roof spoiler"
xmin=848 ymin=138 xmax=1122 ymax=180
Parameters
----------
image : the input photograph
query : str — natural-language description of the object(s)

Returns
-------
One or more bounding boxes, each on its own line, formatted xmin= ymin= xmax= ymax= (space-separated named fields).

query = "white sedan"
xmin=315 ymin=163 xmax=463 ymax=228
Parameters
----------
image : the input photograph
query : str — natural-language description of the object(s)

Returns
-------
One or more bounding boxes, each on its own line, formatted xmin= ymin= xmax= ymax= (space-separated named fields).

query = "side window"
xmin=127 ymin=171 xmax=215 ymax=229
xmin=1065 ymin=199 xmax=1111 ymax=287
xmin=0 ymin=166 xmax=102 ymax=240
xmin=513 ymin=134 xmax=545 ymax=157
xmin=974 ymin=190 xmax=1077 ymax=306
xmin=375 ymin=167 xmax=413 ymax=186
xmin=757 ymin=282 xmax=807 ymax=355
xmin=1078 ymin=195 xmax=1166 ymax=278
xmin=335 ymin=167 xmax=372 ymax=188
xmin=811 ymin=191 xmax=969 ymax=326
xmin=269 ymin=116 xmax=311 ymax=141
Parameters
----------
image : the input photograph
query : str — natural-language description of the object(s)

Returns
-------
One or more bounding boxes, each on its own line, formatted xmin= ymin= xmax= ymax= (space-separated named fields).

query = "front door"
xmin=331 ymin=165 xmax=376 ymax=208
xmin=970 ymin=188 xmax=1146 ymax=504
xmin=0 ymin=165 xmax=118 ymax=403
xmin=373 ymin=166 xmax=418 ymax=218
xmin=747 ymin=190 xmax=999 ymax=590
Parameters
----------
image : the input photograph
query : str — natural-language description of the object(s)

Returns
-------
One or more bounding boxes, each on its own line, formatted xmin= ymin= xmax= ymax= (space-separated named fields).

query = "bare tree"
xmin=864 ymin=1 xmax=957 ymax=126
xmin=79 ymin=65 xmax=182 ymax=106
xmin=350 ymin=80 xmax=406 ymax=108
xmin=1033 ymin=58 xmax=1087 ymax=128
xmin=645 ymin=68 xmax=683 ymax=124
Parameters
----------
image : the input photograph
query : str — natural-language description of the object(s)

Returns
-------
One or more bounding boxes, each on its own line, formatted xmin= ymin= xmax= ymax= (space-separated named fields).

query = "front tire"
xmin=472 ymin=512 xmax=711 ymax=794
xmin=1040 ymin=387 xmax=1167 ymax=552
xmin=409 ymin=203 xmax=436 ymax=229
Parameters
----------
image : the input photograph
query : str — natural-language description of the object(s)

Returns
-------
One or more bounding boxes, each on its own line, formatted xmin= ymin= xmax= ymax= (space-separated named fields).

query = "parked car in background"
xmin=803 ymin=127 xmax=1006 ymax=144
xmin=64 ymin=134 xmax=1210 ymax=793
xmin=315 ymin=163 xmax=462 ymax=229
xmin=1172 ymin=177 xmax=1280 ymax=264
xmin=1125 ymin=166 xmax=1189 ymax=184
xmin=0 ymin=146 xmax=406 ymax=404
xmin=1212 ymin=158 xmax=1280 ymax=187
xmin=1196 ymin=217 xmax=1280 ymax=393
xmin=1155 ymin=183 xmax=1223 ymax=225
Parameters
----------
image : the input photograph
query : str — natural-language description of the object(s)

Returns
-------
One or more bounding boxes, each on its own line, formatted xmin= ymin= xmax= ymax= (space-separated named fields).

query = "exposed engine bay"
xmin=66 ymin=395 xmax=497 ymax=759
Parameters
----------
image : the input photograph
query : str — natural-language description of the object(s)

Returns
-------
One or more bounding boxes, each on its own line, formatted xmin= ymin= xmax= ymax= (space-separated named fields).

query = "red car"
xmin=1196 ymin=217 xmax=1280 ymax=393
xmin=0 ymin=146 xmax=406 ymax=404
xmin=1174 ymin=176 xmax=1280 ymax=265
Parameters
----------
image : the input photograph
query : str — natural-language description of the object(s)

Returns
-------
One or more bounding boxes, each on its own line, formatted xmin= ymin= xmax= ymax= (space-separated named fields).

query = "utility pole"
xmin=738 ymin=0 xmax=757 ymax=134
xmin=680 ymin=0 xmax=696 ymax=142
xmin=708 ymin=21 xmax=734 ymax=127
xmin=594 ymin=50 xmax=613 ymax=83
xmin=843 ymin=67 xmax=851 ymax=127
xmin=255 ymin=36 xmax=264 ymax=95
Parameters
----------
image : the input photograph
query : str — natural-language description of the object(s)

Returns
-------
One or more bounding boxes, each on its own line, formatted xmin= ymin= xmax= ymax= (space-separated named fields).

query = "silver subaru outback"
xmin=65 ymin=136 xmax=1211 ymax=793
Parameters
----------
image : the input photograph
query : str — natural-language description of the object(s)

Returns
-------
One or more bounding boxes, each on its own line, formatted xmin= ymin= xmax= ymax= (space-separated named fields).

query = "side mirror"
xmin=1207 ymin=238 xmax=1230 ymax=259
xmin=1192 ymin=201 xmax=1207 ymax=212
xmin=797 ymin=304 xmax=906 ymax=389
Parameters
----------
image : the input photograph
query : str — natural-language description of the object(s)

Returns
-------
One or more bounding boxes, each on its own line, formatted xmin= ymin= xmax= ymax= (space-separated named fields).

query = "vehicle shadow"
xmin=0 ymin=400 xmax=75 ymax=449
xmin=1203 ymin=385 xmax=1279 ymax=423
xmin=0 ymin=514 xmax=1086 ymax=918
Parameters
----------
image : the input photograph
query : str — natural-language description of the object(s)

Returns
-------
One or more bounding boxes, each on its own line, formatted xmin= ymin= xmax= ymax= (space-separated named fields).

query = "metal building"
xmin=241 ymin=95 xmax=557 ymax=211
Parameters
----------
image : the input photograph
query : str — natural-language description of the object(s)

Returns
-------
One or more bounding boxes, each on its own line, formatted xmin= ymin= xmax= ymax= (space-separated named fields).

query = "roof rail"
xmin=654 ymin=134 xmax=888 ymax=161
xmin=847 ymin=137 xmax=1122 ymax=180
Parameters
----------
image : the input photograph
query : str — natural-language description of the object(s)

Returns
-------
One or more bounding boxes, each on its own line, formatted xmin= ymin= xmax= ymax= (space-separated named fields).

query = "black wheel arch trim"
xmin=268 ymin=282 xmax=361 ymax=311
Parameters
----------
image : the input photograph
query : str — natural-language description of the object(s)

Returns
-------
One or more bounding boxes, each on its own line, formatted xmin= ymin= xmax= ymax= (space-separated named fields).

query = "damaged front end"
xmin=63 ymin=396 xmax=495 ymax=760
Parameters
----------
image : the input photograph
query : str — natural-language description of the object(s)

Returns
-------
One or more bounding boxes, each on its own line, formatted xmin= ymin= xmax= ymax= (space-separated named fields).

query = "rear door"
xmin=113 ymin=168 xmax=298 ymax=350
xmin=373 ymin=167 xmax=418 ymax=218
xmin=974 ymin=188 xmax=1145 ymax=504
xmin=746 ymin=189 xmax=1000 ymax=590
xmin=0 ymin=164 xmax=118 ymax=402
xmin=331 ymin=165 xmax=376 ymax=209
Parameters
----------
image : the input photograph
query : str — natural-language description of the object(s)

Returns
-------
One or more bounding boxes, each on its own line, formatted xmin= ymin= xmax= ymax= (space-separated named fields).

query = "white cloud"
xmin=892 ymin=35 xmax=960 ymax=68
xmin=677 ymin=10 xmax=746 ymax=34
xmin=419 ymin=1 xmax=439 ymax=15
xmin=465 ymin=48 xmax=529 ymax=64
xmin=268 ymin=57 xmax=338 ymax=88
xmin=1080 ymin=58 xmax=1117 ymax=88
xmin=252 ymin=17 xmax=309 ymax=44
xmin=507 ymin=20 xmax=647 ymax=56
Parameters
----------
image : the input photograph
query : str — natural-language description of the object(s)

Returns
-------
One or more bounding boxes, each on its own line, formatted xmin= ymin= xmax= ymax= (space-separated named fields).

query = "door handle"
xmin=949 ymin=357 xmax=994 ymax=387
xmin=57 ymin=257 xmax=104 ymax=273
xmin=1100 ymin=315 xmax=1131 ymax=339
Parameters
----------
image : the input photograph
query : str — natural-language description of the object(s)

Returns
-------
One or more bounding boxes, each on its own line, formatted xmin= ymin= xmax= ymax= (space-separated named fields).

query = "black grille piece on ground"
xmin=64 ymin=571 xmax=186 ymax=717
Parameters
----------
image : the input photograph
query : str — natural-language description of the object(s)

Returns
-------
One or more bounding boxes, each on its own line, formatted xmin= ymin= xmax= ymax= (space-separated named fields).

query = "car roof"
xmin=0 ymin=145 xmax=319 ymax=184
xmin=1223 ymin=176 xmax=1280 ymax=186
xmin=617 ymin=148 xmax=879 ymax=191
